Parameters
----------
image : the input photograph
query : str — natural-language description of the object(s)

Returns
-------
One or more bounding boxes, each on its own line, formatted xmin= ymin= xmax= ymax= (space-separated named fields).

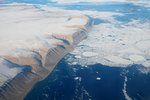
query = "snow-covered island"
xmin=0 ymin=1 xmax=150 ymax=99
xmin=0 ymin=4 xmax=91 ymax=100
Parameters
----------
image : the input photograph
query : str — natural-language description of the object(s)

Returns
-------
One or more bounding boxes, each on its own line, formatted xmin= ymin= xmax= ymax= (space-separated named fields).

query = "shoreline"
xmin=0 ymin=4 xmax=92 ymax=100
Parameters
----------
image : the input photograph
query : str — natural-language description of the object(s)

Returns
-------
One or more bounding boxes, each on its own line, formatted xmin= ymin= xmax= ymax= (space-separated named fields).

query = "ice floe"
xmin=96 ymin=77 xmax=101 ymax=80
xmin=74 ymin=77 xmax=82 ymax=81
xmin=129 ymin=55 xmax=145 ymax=62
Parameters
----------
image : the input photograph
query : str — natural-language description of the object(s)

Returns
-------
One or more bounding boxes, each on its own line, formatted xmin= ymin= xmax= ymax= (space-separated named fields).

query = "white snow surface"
xmin=67 ymin=9 xmax=150 ymax=67
xmin=0 ymin=4 xmax=89 ymax=87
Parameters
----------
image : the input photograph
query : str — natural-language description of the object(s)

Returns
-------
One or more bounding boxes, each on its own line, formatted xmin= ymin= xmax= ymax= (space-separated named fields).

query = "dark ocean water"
xmin=25 ymin=54 xmax=150 ymax=100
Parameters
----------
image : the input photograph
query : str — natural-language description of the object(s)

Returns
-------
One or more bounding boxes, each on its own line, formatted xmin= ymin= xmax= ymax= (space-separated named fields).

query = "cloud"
xmin=55 ymin=0 xmax=126 ymax=3
xmin=51 ymin=0 xmax=150 ymax=8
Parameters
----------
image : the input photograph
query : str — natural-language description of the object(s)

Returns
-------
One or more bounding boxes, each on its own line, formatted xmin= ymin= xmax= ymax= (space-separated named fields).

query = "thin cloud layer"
xmin=55 ymin=0 xmax=126 ymax=3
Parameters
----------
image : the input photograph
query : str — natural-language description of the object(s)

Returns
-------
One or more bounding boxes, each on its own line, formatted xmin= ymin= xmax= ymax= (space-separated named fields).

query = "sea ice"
xmin=67 ymin=8 xmax=150 ymax=67
xmin=96 ymin=77 xmax=101 ymax=80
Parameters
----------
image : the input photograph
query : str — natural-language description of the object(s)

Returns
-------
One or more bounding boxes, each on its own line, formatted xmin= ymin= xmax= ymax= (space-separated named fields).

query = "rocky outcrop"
xmin=0 ymin=4 xmax=92 ymax=100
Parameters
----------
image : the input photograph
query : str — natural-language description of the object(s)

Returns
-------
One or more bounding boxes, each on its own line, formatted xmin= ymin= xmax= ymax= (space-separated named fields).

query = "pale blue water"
xmin=46 ymin=2 xmax=150 ymax=22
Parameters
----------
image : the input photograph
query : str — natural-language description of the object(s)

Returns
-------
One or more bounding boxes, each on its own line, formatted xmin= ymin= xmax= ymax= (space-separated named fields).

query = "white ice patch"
xmin=75 ymin=55 xmax=81 ymax=59
xmin=72 ymin=62 xmax=78 ymax=65
xmin=96 ymin=77 xmax=101 ymax=80
xmin=129 ymin=55 xmax=145 ymax=62
xmin=122 ymin=77 xmax=132 ymax=100
xmin=74 ymin=77 xmax=82 ymax=81
xmin=82 ymin=52 xmax=98 ymax=57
